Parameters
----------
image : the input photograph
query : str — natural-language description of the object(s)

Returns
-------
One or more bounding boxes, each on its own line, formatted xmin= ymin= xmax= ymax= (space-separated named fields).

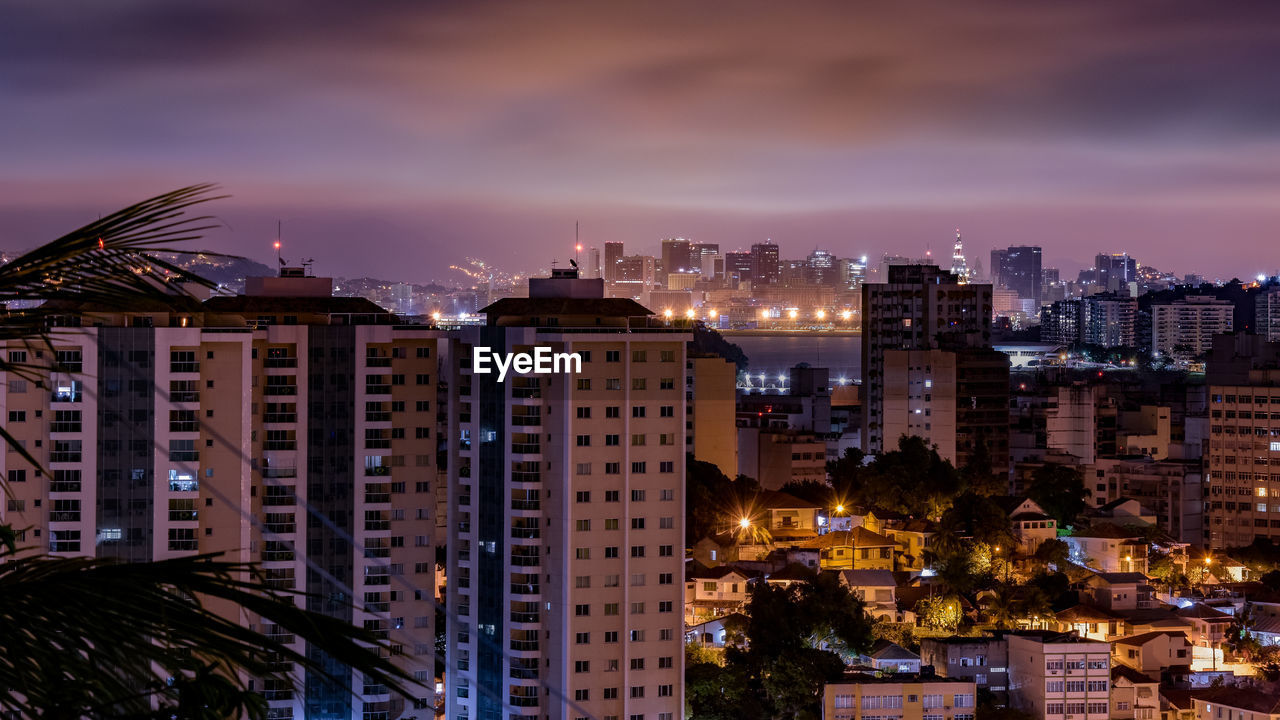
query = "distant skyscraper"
xmin=725 ymin=252 xmax=753 ymax=283
xmin=690 ymin=242 xmax=720 ymax=273
xmin=603 ymin=242 xmax=624 ymax=284
xmin=660 ymin=238 xmax=693 ymax=285
xmin=1095 ymin=253 xmax=1137 ymax=293
xmin=587 ymin=246 xmax=601 ymax=279
xmin=950 ymin=229 xmax=970 ymax=283
xmin=750 ymin=242 xmax=780 ymax=286
xmin=993 ymin=246 xmax=1042 ymax=307
xmin=807 ymin=249 xmax=835 ymax=285
xmin=1150 ymin=296 xmax=1234 ymax=361
xmin=1080 ymin=293 xmax=1137 ymax=347
xmin=842 ymin=256 xmax=868 ymax=291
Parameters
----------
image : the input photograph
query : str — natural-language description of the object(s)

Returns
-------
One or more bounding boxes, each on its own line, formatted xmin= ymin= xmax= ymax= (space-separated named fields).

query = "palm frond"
xmin=0 ymin=551 xmax=418 ymax=719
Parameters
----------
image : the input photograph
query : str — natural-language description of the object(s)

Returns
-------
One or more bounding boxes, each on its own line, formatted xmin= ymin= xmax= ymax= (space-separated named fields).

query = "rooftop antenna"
xmin=274 ymin=220 xmax=284 ymax=267
xmin=574 ymin=221 xmax=582 ymax=266
xmin=301 ymin=257 xmax=315 ymax=276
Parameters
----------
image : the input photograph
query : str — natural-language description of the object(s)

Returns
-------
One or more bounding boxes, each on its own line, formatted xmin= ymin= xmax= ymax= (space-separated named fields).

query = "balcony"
xmin=510 ymin=416 xmax=541 ymax=427
xmin=169 ymin=451 xmax=199 ymax=462
xmin=511 ymin=500 xmax=540 ymax=511
xmin=364 ymin=466 xmax=390 ymax=477
xmin=170 ymin=391 xmax=200 ymax=403
xmin=261 ymin=466 xmax=297 ymax=479
xmin=263 ymin=385 xmax=297 ymax=396
xmin=264 ymin=357 xmax=297 ymax=369
xmin=364 ymin=601 xmax=390 ymax=614
xmin=510 ymin=611 xmax=540 ymax=623
xmin=364 ymin=411 xmax=392 ymax=423
xmin=511 ymin=472 xmax=541 ymax=484
xmin=510 ymin=582 xmax=539 ymax=595
xmin=511 ymin=527 xmax=540 ymax=540
xmin=168 ymin=510 xmax=198 ymax=522
xmin=365 ymin=357 xmax=392 ymax=368
xmin=510 ymin=443 xmax=541 ymax=455
xmin=263 ymin=521 xmax=297 ymax=535
xmin=49 ymin=481 xmax=82 ymax=493
xmin=364 ymin=520 xmax=391 ymax=532
xmin=169 ymin=421 xmax=199 ymax=433
xmin=50 ymin=422 xmax=82 ymax=433
xmin=509 ymin=640 xmax=540 ymax=653
xmin=170 ymin=361 xmax=200 ymax=373
xmin=263 ymin=440 xmax=296 ymax=451
xmin=365 ymin=384 xmax=391 ymax=396
xmin=50 ymin=451 xmax=82 ymax=463
xmin=263 ymin=413 xmax=297 ymax=424
xmin=50 ymin=511 xmax=81 ymax=523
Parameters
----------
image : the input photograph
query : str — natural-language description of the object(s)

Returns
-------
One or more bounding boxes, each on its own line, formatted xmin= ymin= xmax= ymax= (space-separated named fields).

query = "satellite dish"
xmin=570 ymin=259 xmax=578 ymax=268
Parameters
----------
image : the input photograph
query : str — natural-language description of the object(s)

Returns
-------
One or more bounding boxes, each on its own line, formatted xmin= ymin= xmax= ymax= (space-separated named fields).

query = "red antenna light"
xmin=98 ymin=238 xmax=105 ymax=250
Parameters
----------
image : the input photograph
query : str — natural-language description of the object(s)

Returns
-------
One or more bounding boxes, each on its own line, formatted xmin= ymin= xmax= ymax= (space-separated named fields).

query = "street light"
xmin=709 ymin=309 xmax=718 ymax=319
xmin=788 ymin=309 xmax=798 ymax=320
xmin=663 ymin=308 xmax=673 ymax=320
xmin=815 ymin=309 xmax=826 ymax=321
xmin=738 ymin=517 xmax=751 ymax=530
xmin=841 ymin=310 xmax=853 ymax=321
xmin=685 ymin=309 xmax=695 ymax=320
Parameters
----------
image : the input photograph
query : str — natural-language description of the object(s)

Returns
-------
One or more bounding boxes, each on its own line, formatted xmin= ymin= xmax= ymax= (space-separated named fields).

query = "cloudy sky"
xmin=2 ymin=1 xmax=1279 ymax=282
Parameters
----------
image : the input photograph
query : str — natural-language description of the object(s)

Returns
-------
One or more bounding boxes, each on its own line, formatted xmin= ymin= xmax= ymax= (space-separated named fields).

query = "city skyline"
xmin=4 ymin=1 xmax=1280 ymax=281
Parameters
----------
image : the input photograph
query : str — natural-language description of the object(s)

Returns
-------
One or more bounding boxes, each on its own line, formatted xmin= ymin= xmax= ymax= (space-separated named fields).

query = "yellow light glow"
xmin=788 ymin=309 xmax=798 ymax=320
xmin=663 ymin=308 xmax=673 ymax=319
xmin=709 ymin=309 xmax=718 ymax=319
xmin=738 ymin=517 xmax=751 ymax=530
xmin=761 ymin=309 xmax=769 ymax=319
xmin=430 ymin=311 xmax=441 ymax=322
xmin=841 ymin=310 xmax=852 ymax=321
xmin=815 ymin=309 xmax=826 ymax=320
xmin=685 ymin=309 xmax=695 ymax=319
xmin=835 ymin=504 xmax=844 ymax=514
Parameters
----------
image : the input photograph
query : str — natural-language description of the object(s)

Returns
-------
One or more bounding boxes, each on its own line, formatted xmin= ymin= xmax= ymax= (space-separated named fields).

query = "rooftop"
xmin=1193 ymin=687 xmax=1280 ymax=714
xmin=1113 ymin=630 xmax=1190 ymax=646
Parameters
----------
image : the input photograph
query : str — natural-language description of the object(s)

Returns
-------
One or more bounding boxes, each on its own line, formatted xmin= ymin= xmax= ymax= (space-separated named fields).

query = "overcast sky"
xmin=2 ymin=0 xmax=1279 ymax=282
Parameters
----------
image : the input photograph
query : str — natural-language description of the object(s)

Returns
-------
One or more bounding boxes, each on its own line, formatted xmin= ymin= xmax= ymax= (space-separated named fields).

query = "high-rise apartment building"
xmin=860 ymin=265 xmax=993 ymax=455
xmin=1256 ymin=286 xmax=1280 ymax=342
xmin=881 ymin=347 xmax=1009 ymax=472
xmin=586 ymin=247 xmax=602 ymax=280
xmin=1205 ymin=333 xmax=1280 ymax=548
xmin=950 ymin=229 xmax=970 ymax=283
xmin=1151 ymin=296 xmax=1234 ymax=361
xmin=1040 ymin=299 xmax=1081 ymax=346
xmin=750 ymin=242 xmax=780 ymax=286
xmin=0 ymin=271 xmax=443 ymax=719
xmin=445 ymin=268 xmax=686 ymax=720
xmin=1080 ymin=293 xmax=1137 ymax=348
xmin=604 ymin=242 xmax=625 ymax=285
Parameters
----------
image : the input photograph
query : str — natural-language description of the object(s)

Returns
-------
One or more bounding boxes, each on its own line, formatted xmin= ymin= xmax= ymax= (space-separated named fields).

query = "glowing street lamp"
xmin=430 ymin=311 xmax=441 ymax=323
xmin=663 ymin=308 xmax=673 ymax=320
xmin=708 ymin=309 xmax=718 ymax=319
xmin=815 ymin=309 xmax=826 ymax=321
xmin=788 ymin=309 xmax=798 ymax=320
xmin=738 ymin=517 xmax=751 ymax=530
xmin=834 ymin=504 xmax=844 ymax=515
xmin=841 ymin=310 xmax=853 ymax=321
xmin=685 ymin=309 xmax=695 ymax=320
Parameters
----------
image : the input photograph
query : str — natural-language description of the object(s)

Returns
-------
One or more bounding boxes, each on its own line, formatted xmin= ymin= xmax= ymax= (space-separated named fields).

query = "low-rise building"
xmin=920 ymin=635 xmax=1010 ymax=703
xmin=1175 ymin=604 xmax=1233 ymax=649
xmin=1006 ymin=632 xmax=1112 ymax=720
xmin=1191 ymin=687 xmax=1280 ymax=720
xmin=1084 ymin=572 xmax=1159 ymax=611
xmin=1064 ymin=524 xmax=1150 ymax=573
xmin=684 ymin=565 xmax=754 ymax=623
xmin=811 ymin=527 xmax=896 ymax=570
xmin=1108 ymin=665 xmax=1159 ymax=720
xmin=1112 ymin=630 xmax=1193 ymax=675
xmin=859 ymin=640 xmax=922 ymax=675
xmin=837 ymin=569 xmax=899 ymax=621
xmin=822 ymin=673 xmax=977 ymax=720
xmin=993 ymin=496 xmax=1058 ymax=555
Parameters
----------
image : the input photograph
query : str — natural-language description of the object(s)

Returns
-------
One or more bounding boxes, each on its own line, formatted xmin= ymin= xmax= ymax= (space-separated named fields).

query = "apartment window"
xmin=574 ymin=661 xmax=590 ymax=673
xmin=659 ymin=378 xmax=674 ymax=390
xmin=576 ymin=407 xmax=591 ymax=419
xmin=574 ymin=604 xmax=590 ymax=617
xmin=576 ymin=548 xmax=590 ymax=560
xmin=629 ymin=687 xmax=644 ymax=699
xmin=577 ymin=379 xmax=592 ymax=391
xmin=658 ymin=685 xmax=673 ymax=697
xmin=604 ymin=603 xmax=619 ymax=616
xmin=576 ymin=491 xmax=590 ymax=503
xmin=576 ymin=463 xmax=592 ymax=475
xmin=606 ymin=350 xmax=620 ymax=362
xmin=631 ymin=461 xmax=647 ymax=473
xmin=6 ymin=411 xmax=24 ymax=423
xmin=415 ymin=374 xmax=430 ymax=385
xmin=660 ymin=405 xmax=674 ymax=417
xmin=658 ymin=656 xmax=673 ymax=669
xmin=630 ymin=658 xmax=645 ymax=670
xmin=661 ymin=488 xmax=674 ymax=501
xmin=659 ymin=601 xmax=673 ymax=613
xmin=168 ymin=528 xmax=197 ymax=551
xmin=631 ymin=434 xmax=646 ymax=446
xmin=605 ymin=434 xmax=620 ymax=446
xmin=631 ymin=518 xmax=645 ymax=530
xmin=605 ymin=462 xmax=620 ymax=474
xmin=631 ymin=490 xmax=646 ymax=501
xmin=660 ymin=516 xmax=674 ymax=529
xmin=576 ymin=519 xmax=591 ymax=532
xmin=605 ymin=547 xmax=618 ymax=558
xmin=576 ymin=632 xmax=590 ymax=645
xmin=660 ymin=461 xmax=674 ymax=473
xmin=7 ymin=470 xmax=26 ymax=484
xmin=632 ymin=378 xmax=646 ymax=390
xmin=575 ymin=576 xmax=591 ymax=589
xmin=603 ymin=687 xmax=618 ymax=699
xmin=604 ymin=631 xmax=618 ymax=643
xmin=576 ymin=435 xmax=591 ymax=447
xmin=659 ymin=573 xmax=673 ymax=585
xmin=606 ymin=378 xmax=621 ymax=390
xmin=632 ymin=406 xmax=646 ymax=418
xmin=630 ymin=546 xmax=645 ymax=558
xmin=606 ymin=406 xmax=620 ymax=418
xmin=659 ymin=545 xmax=673 ymax=556
xmin=605 ymin=490 xmax=620 ymax=502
